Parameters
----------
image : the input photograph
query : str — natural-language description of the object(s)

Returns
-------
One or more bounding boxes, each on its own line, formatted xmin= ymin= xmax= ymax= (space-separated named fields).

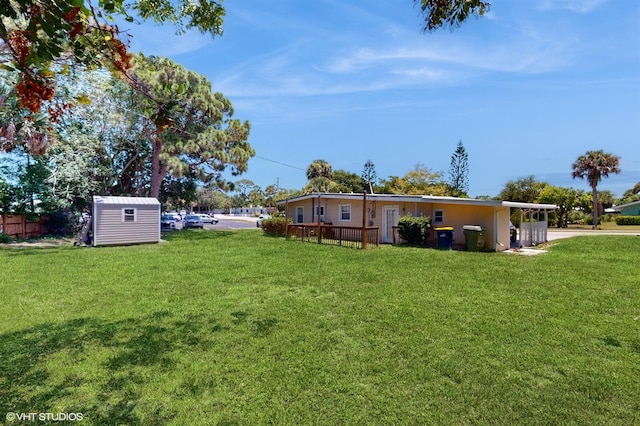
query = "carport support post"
xmin=317 ymin=194 xmax=321 ymax=244
xmin=362 ymin=192 xmax=367 ymax=249
xmin=285 ymin=198 xmax=289 ymax=240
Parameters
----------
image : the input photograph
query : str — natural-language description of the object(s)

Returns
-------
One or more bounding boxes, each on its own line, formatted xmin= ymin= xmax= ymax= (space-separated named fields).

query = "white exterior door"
xmin=382 ymin=206 xmax=399 ymax=243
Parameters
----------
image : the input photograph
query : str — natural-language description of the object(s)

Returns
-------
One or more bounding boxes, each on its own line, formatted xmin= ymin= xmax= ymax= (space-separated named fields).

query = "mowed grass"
xmin=1 ymin=231 xmax=639 ymax=425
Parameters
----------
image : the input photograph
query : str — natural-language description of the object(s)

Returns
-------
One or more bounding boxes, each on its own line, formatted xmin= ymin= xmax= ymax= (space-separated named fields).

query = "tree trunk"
xmin=150 ymin=138 xmax=166 ymax=199
xmin=591 ymin=184 xmax=598 ymax=229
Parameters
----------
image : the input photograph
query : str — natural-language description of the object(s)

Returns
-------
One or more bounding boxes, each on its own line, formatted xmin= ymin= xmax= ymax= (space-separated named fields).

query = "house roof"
xmin=609 ymin=199 xmax=640 ymax=211
xmin=93 ymin=196 xmax=160 ymax=206
xmin=278 ymin=193 xmax=557 ymax=210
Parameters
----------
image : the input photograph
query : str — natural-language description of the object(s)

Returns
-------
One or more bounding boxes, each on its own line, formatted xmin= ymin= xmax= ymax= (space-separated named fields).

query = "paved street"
xmin=546 ymin=229 xmax=639 ymax=241
xmin=205 ymin=214 xmax=259 ymax=230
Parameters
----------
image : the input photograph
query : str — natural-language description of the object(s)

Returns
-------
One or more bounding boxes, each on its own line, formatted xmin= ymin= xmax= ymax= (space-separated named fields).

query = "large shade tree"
xmin=380 ymin=163 xmax=448 ymax=195
xmin=571 ymin=150 xmax=621 ymax=228
xmin=496 ymin=175 xmax=547 ymax=203
xmin=536 ymin=185 xmax=589 ymax=228
xmin=333 ymin=169 xmax=365 ymax=193
xmin=130 ymin=55 xmax=253 ymax=198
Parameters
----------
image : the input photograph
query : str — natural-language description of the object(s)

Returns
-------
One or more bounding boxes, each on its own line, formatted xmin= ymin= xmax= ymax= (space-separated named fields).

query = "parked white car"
xmin=196 ymin=213 xmax=218 ymax=224
xmin=256 ymin=214 xmax=271 ymax=227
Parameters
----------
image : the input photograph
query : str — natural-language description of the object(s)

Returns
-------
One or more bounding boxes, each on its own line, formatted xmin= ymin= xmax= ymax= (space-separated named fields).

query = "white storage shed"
xmin=92 ymin=196 xmax=160 ymax=246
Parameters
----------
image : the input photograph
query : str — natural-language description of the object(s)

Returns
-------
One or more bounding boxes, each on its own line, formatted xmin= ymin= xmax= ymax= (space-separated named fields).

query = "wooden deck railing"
xmin=286 ymin=223 xmax=379 ymax=249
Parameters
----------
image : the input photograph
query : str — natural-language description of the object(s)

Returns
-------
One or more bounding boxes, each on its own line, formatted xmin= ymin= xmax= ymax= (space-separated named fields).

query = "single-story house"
xmin=280 ymin=193 xmax=557 ymax=251
xmin=607 ymin=200 xmax=640 ymax=216
xmin=92 ymin=196 xmax=161 ymax=246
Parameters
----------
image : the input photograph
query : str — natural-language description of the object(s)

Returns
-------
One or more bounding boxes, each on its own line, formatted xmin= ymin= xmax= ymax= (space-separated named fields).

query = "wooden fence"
xmin=1 ymin=214 xmax=46 ymax=238
xmin=286 ymin=223 xmax=379 ymax=249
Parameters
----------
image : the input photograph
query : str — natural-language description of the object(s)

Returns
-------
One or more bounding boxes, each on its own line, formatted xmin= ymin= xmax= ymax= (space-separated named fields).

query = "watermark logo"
xmin=6 ymin=412 xmax=84 ymax=422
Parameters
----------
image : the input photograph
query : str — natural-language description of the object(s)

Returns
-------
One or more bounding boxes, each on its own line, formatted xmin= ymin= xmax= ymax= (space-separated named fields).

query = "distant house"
xmin=92 ymin=196 xmax=160 ymax=246
xmin=280 ymin=193 xmax=557 ymax=251
xmin=609 ymin=200 xmax=640 ymax=216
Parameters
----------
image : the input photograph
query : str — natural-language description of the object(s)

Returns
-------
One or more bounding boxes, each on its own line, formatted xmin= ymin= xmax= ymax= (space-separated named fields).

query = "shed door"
xmin=382 ymin=206 xmax=399 ymax=243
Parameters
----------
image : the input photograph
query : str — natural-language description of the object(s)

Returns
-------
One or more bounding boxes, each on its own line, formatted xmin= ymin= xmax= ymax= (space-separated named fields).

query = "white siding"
xmin=93 ymin=197 xmax=160 ymax=246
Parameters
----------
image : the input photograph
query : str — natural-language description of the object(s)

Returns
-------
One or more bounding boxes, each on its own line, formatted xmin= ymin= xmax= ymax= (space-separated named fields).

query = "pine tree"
xmin=361 ymin=159 xmax=378 ymax=194
xmin=448 ymin=140 xmax=469 ymax=197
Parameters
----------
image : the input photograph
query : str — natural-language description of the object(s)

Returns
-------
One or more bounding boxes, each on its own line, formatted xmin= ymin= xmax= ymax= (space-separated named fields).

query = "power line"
xmin=254 ymin=155 xmax=306 ymax=172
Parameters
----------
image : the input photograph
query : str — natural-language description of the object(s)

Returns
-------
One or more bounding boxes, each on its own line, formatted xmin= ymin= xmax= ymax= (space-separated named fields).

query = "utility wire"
xmin=254 ymin=155 xmax=306 ymax=172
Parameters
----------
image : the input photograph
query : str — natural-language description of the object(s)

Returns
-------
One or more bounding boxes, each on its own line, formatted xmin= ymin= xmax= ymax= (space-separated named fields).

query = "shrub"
xmin=261 ymin=217 xmax=292 ymax=237
xmin=615 ymin=215 xmax=640 ymax=225
xmin=397 ymin=215 xmax=431 ymax=245
xmin=0 ymin=232 xmax=12 ymax=244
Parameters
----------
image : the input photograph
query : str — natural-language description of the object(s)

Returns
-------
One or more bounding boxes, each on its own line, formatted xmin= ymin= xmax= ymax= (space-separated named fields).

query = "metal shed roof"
xmin=93 ymin=196 xmax=160 ymax=205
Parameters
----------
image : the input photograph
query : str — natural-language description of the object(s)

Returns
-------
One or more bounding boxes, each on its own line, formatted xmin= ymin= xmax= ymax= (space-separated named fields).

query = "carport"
xmin=503 ymin=201 xmax=558 ymax=247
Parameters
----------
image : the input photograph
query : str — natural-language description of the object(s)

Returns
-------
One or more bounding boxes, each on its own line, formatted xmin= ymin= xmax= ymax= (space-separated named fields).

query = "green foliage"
xmin=0 ymin=0 xmax=226 ymax=122
xmin=380 ymin=163 xmax=448 ymax=195
xmin=497 ymin=175 xmax=547 ymax=203
xmin=261 ymin=217 xmax=292 ymax=237
xmin=0 ymin=232 xmax=12 ymax=243
xmin=536 ymin=185 xmax=590 ymax=228
xmin=333 ymin=169 xmax=365 ymax=193
xmin=615 ymin=216 xmax=640 ymax=226
xmin=160 ymin=172 xmax=197 ymax=210
xmin=572 ymin=150 xmax=621 ymax=227
xmin=448 ymin=140 xmax=469 ymax=197
xmin=616 ymin=182 xmax=640 ymax=205
xmin=397 ymin=215 xmax=431 ymax=245
xmin=361 ymin=159 xmax=378 ymax=194
xmin=305 ymin=159 xmax=336 ymax=193
xmin=128 ymin=54 xmax=254 ymax=197
xmin=417 ymin=0 xmax=490 ymax=32
xmin=0 ymin=153 xmax=62 ymax=214
xmin=305 ymin=159 xmax=333 ymax=180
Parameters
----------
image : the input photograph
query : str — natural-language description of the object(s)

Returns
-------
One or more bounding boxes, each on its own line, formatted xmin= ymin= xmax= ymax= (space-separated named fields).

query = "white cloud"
xmin=536 ymin=0 xmax=608 ymax=14
xmin=125 ymin=22 xmax=213 ymax=56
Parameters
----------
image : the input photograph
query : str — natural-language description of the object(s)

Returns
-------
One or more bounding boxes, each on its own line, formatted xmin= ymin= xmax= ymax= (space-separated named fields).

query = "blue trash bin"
xmin=434 ymin=227 xmax=454 ymax=250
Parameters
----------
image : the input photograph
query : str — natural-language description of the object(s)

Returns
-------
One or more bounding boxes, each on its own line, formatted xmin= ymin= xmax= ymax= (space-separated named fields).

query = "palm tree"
xmin=306 ymin=159 xmax=333 ymax=181
xmin=571 ymin=150 xmax=621 ymax=228
xmin=305 ymin=159 xmax=335 ymax=193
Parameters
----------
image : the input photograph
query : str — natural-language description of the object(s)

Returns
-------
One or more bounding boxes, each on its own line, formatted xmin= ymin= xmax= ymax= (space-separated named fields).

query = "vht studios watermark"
xmin=5 ymin=412 xmax=84 ymax=422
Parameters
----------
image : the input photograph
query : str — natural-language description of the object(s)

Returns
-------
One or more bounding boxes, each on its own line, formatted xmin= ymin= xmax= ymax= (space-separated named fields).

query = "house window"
xmin=122 ymin=208 xmax=137 ymax=222
xmin=340 ymin=204 xmax=351 ymax=221
xmin=296 ymin=206 xmax=304 ymax=223
xmin=434 ymin=209 xmax=444 ymax=224
xmin=314 ymin=206 xmax=325 ymax=221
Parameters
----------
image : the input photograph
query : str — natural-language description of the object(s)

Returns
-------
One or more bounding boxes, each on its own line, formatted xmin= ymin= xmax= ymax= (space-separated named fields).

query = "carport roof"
xmin=502 ymin=201 xmax=557 ymax=210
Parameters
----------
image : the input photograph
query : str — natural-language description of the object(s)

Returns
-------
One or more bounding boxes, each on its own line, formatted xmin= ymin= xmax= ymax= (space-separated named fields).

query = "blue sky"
xmin=127 ymin=0 xmax=640 ymax=198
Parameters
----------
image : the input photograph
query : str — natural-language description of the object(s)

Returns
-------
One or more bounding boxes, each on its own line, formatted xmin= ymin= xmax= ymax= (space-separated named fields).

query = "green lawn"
xmin=1 ymin=231 xmax=639 ymax=425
